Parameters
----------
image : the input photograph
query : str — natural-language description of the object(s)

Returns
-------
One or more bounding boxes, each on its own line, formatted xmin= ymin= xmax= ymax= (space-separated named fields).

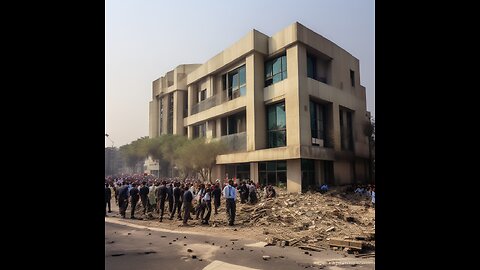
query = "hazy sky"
xmin=105 ymin=0 xmax=375 ymax=148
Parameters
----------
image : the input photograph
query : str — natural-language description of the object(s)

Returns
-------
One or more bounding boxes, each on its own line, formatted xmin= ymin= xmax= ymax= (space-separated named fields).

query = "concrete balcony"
xmin=191 ymin=94 xmax=222 ymax=115
xmin=213 ymin=132 xmax=247 ymax=153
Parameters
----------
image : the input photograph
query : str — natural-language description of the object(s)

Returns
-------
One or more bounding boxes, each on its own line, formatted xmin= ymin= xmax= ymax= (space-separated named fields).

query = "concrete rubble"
xmin=236 ymin=187 xmax=375 ymax=255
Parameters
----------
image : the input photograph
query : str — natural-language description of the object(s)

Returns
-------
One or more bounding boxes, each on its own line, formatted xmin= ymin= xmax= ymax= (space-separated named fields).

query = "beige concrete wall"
xmin=149 ymin=100 xmax=158 ymax=138
xmin=246 ymin=52 xmax=266 ymax=151
xmin=173 ymin=90 xmax=186 ymax=135
xmin=264 ymin=79 xmax=286 ymax=104
xmin=184 ymin=97 xmax=246 ymax=126
xmin=250 ymin=162 xmax=259 ymax=183
xmin=287 ymin=159 xmax=301 ymax=193
xmin=334 ymin=160 xmax=353 ymax=185
xmin=187 ymin=30 xmax=268 ymax=84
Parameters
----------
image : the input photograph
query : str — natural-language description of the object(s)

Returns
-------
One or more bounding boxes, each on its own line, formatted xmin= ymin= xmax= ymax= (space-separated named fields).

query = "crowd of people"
xmin=105 ymin=174 xmax=376 ymax=227
xmin=105 ymin=174 xmax=280 ymax=227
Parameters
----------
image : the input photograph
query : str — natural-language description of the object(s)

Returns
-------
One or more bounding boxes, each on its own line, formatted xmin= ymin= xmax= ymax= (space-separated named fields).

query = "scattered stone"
xmin=304 ymin=251 xmax=309 ymax=254
xmin=234 ymin=229 xmax=237 ymax=231
xmin=161 ymin=235 xmax=166 ymax=238
xmin=326 ymin=226 xmax=335 ymax=232
xmin=184 ymin=236 xmax=187 ymax=239
xmin=187 ymin=249 xmax=193 ymax=252
xmin=111 ymin=253 xmax=124 ymax=257
xmin=168 ymin=242 xmax=172 ymax=245
xmin=240 ymin=247 xmax=244 ymax=250
xmin=184 ymin=244 xmax=187 ymax=246
xmin=148 ymin=233 xmax=151 ymax=235
xmin=262 ymin=255 xmax=271 ymax=260
xmin=191 ymin=255 xmax=197 ymax=259
xmin=212 ymin=243 xmax=215 ymax=245
xmin=127 ymin=233 xmax=131 ymax=235
xmin=107 ymin=241 xmax=115 ymax=244
xmin=279 ymin=255 xmax=285 ymax=258
xmin=199 ymin=259 xmax=203 ymax=261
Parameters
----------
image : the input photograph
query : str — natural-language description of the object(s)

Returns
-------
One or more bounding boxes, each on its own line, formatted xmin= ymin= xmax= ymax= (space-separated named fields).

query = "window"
xmin=221 ymin=111 xmax=246 ymax=136
xmin=267 ymin=102 xmax=286 ymax=148
xmin=159 ymin=96 xmax=164 ymax=134
xmin=350 ymin=69 xmax=355 ymax=87
xmin=307 ymin=54 xmax=316 ymax=79
xmin=301 ymin=159 xmax=315 ymax=192
xmin=167 ymin=93 xmax=174 ymax=134
xmin=199 ymin=89 xmax=207 ymax=102
xmin=222 ymin=65 xmax=246 ymax=101
xmin=265 ymin=55 xmax=287 ymax=87
xmin=183 ymin=94 xmax=188 ymax=117
xmin=193 ymin=122 xmax=206 ymax=139
xmin=259 ymin=160 xmax=287 ymax=188
xmin=310 ymin=100 xmax=330 ymax=147
xmin=340 ymin=109 xmax=354 ymax=151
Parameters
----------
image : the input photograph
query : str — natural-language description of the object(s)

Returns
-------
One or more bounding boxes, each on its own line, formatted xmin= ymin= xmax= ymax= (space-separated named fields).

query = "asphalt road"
xmin=105 ymin=219 xmax=374 ymax=270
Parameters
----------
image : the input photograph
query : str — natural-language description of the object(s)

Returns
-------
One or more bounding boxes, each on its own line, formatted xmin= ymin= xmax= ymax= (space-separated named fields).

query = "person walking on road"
xmin=105 ymin=183 xmax=111 ymax=216
xmin=156 ymin=181 xmax=167 ymax=222
xmin=129 ymin=183 xmax=140 ymax=219
xmin=117 ymin=182 xmax=129 ymax=218
xmin=139 ymin=181 xmax=149 ymax=215
xmin=182 ymin=183 xmax=193 ymax=226
xmin=223 ymin=179 xmax=237 ymax=226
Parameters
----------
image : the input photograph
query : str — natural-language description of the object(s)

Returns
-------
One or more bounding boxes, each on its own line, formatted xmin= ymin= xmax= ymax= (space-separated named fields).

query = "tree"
xmin=119 ymin=136 xmax=149 ymax=173
xmin=177 ymin=138 xmax=227 ymax=183
xmin=159 ymin=134 xmax=187 ymax=177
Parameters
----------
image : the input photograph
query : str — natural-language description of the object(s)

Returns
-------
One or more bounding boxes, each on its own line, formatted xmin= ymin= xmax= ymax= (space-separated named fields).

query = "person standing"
xmin=202 ymin=184 xmax=212 ymax=225
xmin=139 ymin=181 xmax=149 ymax=215
xmin=105 ymin=183 xmax=111 ymax=216
xmin=248 ymin=181 xmax=258 ymax=204
xmin=117 ymin=182 xmax=129 ymax=218
xmin=167 ymin=182 xmax=174 ymax=214
xmin=239 ymin=181 xmax=248 ymax=204
xmin=129 ymin=183 xmax=140 ymax=219
xmin=195 ymin=184 xmax=206 ymax=220
xmin=182 ymin=183 xmax=193 ymax=226
xmin=222 ymin=179 xmax=236 ymax=226
xmin=156 ymin=181 xmax=167 ymax=222
xmin=212 ymin=183 xmax=221 ymax=215
xmin=148 ymin=182 xmax=157 ymax=213
xmin=169 ymin=182 xmax=182 ymax=220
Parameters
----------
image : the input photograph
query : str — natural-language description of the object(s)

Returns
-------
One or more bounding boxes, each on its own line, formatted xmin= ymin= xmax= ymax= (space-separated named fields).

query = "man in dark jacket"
xmin=169 ymin=182 xmax=182 ymax=220
xmin=167 ymin=182 xmax=174 ymax=214
xmin=105 ymin=183 xmax=111 ymax=216
xmin=156 ymin=181 xmax=167 ymax=222
xmin=129 ymin=183 xmax=140 ymax=219
xmin=182 ymin=183 xmax=193 ymax=225
xmin=212 ymin=183 xmax=221 ymax=215
xmin=117 ymin=182 xmax=129 ymax=218
xmin=139 ymin=181 xmax=149 ymax=215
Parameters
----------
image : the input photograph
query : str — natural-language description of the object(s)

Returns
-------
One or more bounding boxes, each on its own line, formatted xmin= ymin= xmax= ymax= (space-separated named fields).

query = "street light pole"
xmin=105 ymin=133 xmax=115 ymax=148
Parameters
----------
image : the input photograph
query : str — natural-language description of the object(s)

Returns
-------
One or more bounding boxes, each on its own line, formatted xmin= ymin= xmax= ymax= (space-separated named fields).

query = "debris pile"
xmin=236 ymin=188 xmax=375 ymax=254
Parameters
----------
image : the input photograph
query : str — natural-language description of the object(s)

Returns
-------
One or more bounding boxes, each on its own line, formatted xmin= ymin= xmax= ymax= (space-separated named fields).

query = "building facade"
xmin=148 ymin=22 xmax=371 ymax=192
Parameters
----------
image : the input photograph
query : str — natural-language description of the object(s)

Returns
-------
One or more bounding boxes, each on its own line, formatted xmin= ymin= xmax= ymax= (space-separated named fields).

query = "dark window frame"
xmin=222 ymin=65 xmax=246 ymax=101
xmin=265 ymin=54 xmax=287 ymax=87
xmin=267 ymin=102 xmax=287 ymax=148
xmin=350 ymin=69 xmax=355 ymax=87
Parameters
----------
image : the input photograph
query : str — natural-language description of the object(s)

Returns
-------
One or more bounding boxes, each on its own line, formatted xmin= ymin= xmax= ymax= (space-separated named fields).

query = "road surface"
xmin=105 ymin=218 xmax=374 ymax=269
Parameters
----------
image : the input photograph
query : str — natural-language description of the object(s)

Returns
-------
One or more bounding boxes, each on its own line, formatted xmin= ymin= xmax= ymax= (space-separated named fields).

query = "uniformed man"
xmin=169 ymin=182 xmax=183 ymax=220
xmin=222 ymin=179 xmax=237 ymax=226
xmin=182 ymin=183 xmax=193 ymax=226
xmin=117 ymin=182 xmax=129 ymax=218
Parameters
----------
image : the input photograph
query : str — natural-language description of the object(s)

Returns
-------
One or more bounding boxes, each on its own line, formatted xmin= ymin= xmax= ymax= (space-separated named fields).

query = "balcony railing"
xmin=214 ymin=132 xmax=246 ymax=153
xmin=190 ymin=94 xmax=223 ymax=115
xmin=190 ymin=91 xmax=246 ymax=115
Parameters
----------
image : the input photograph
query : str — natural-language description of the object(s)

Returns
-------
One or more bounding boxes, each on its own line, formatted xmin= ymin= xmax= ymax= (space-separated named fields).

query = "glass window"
xmin=277 ymin=161 xmax=287 ymax=170
xmin=239 ymin=66 xmax=246 ymax=86
xmin=239 ymin=85 xmax=246 ymax=96
xmin=281 ymin=56 xmax=287 ymax=72
xmin=307 ymin=55 xmax=316 ymax=79
xmin=265 ymin=54 xmax=287 ymax=87
xmin=267 ymin=102 xmax=286 ymax=148
xmin=272 ymin=58 xmax=282 ymax=75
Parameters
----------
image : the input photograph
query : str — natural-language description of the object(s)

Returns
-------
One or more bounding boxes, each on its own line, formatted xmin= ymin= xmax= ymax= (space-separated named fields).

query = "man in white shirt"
xmin=222 ymin=179 xmax=237 ymax=226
